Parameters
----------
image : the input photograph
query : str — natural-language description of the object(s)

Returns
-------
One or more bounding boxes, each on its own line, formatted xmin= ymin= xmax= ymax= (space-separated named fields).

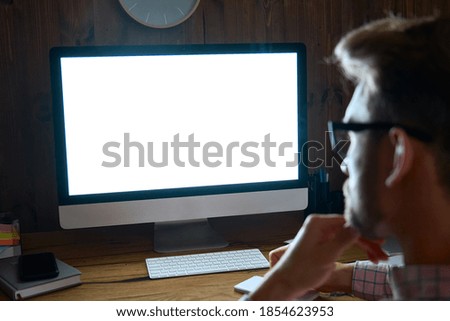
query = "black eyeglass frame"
xmin=327 ymin=121 xmax=433 ymax=150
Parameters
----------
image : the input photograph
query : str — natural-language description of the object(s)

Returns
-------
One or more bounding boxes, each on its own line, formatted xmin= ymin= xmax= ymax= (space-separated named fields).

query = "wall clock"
xmin=119 ymin=0 xmax=200 ymax=29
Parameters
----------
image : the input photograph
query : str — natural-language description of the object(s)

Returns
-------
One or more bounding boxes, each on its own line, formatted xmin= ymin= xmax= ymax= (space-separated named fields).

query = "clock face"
xmin=119 ymin=0 xmax=200 ymax=29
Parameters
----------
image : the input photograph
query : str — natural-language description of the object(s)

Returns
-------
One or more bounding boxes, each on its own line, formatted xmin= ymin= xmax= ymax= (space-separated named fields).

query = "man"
xmin=243 ymin=15 xmax=450 ymax=300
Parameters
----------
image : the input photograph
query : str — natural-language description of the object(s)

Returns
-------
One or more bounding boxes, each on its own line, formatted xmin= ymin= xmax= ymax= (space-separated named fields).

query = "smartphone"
xmin=18 ymin=252 xmax=59 ymax=281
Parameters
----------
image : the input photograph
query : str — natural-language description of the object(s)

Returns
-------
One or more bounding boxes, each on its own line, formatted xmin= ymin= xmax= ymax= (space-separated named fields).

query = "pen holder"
xmin=305 ymin=169 xmax=344 ymax=215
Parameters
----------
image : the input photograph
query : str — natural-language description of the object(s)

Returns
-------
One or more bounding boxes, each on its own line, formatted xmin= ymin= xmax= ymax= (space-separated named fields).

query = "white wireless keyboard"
xmin=146 ymin=249 xmax=269 ymax=279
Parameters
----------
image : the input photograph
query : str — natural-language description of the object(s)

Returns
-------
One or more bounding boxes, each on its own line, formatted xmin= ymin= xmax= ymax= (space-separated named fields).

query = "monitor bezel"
xmin=50 ymin=43 xmax=308 ymax=207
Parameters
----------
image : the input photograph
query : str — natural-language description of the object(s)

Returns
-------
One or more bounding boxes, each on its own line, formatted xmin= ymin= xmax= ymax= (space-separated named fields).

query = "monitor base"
xmin=153 ymin=219 xmax=229 ymax=253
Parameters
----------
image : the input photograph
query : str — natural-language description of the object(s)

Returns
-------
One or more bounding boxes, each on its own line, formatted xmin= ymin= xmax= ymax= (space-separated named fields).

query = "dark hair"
xmin=334 ymin=16 xmax=450 ymax=192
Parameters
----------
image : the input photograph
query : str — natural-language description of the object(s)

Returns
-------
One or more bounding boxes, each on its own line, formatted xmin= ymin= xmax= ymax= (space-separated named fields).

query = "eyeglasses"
xmin=327 ymin=121 xmax=433 ymax=160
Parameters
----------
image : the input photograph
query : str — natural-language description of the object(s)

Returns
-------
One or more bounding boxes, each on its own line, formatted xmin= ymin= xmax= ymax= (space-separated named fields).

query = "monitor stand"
xmin=153 ymin=219 xmax=229 ymax=253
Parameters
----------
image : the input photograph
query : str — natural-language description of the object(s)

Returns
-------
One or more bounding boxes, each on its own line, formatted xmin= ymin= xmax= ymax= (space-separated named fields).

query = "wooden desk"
xmin=0 ymin=212 xmax=366 ymax=301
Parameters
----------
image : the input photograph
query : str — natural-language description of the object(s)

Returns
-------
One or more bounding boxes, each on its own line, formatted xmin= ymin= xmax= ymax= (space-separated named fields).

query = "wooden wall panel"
xmin=1 ymin=0 xmax=449 ymax=231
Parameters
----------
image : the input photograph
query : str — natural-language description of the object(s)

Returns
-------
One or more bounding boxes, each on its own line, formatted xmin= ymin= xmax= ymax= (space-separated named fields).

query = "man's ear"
xmin=385 ymin=128 xmax=414 ymax=187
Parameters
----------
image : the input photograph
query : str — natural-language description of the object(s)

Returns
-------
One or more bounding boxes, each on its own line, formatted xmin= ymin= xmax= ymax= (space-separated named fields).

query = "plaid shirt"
xmin=352 ymin=260 xmax=450 ymax=300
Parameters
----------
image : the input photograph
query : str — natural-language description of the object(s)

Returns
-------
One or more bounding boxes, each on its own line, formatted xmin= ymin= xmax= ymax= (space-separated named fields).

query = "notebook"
xmin=0 ymin=256 xmax=81 ymax=300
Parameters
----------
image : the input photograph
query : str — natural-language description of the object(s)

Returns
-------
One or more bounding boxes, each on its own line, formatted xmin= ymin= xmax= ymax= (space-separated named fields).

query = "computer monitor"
xmin=50 ymin=43 xmax=308 ymax=253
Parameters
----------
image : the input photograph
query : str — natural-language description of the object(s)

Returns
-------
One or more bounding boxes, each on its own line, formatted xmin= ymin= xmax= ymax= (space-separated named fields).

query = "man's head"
xmin=332 ymin=16 xmax=450 ymax=241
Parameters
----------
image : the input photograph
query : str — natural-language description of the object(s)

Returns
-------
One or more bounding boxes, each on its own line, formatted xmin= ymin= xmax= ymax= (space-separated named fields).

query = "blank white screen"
xmin=60 ymin=52 xmax=299 ymax=196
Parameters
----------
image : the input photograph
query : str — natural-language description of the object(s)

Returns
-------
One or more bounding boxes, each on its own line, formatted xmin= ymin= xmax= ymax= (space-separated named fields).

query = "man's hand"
xmin=262 ymin=216 xmax=389 ymax=298
xmin=248 ymin=214 xmax=359 ymax=300
xmin=357 ymin=237 xmax=388 ymax=263
xmin=268 ymin=244 xmax=289 ymax=267
xmin=269 ymin=236 xmax=388 ymax=268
